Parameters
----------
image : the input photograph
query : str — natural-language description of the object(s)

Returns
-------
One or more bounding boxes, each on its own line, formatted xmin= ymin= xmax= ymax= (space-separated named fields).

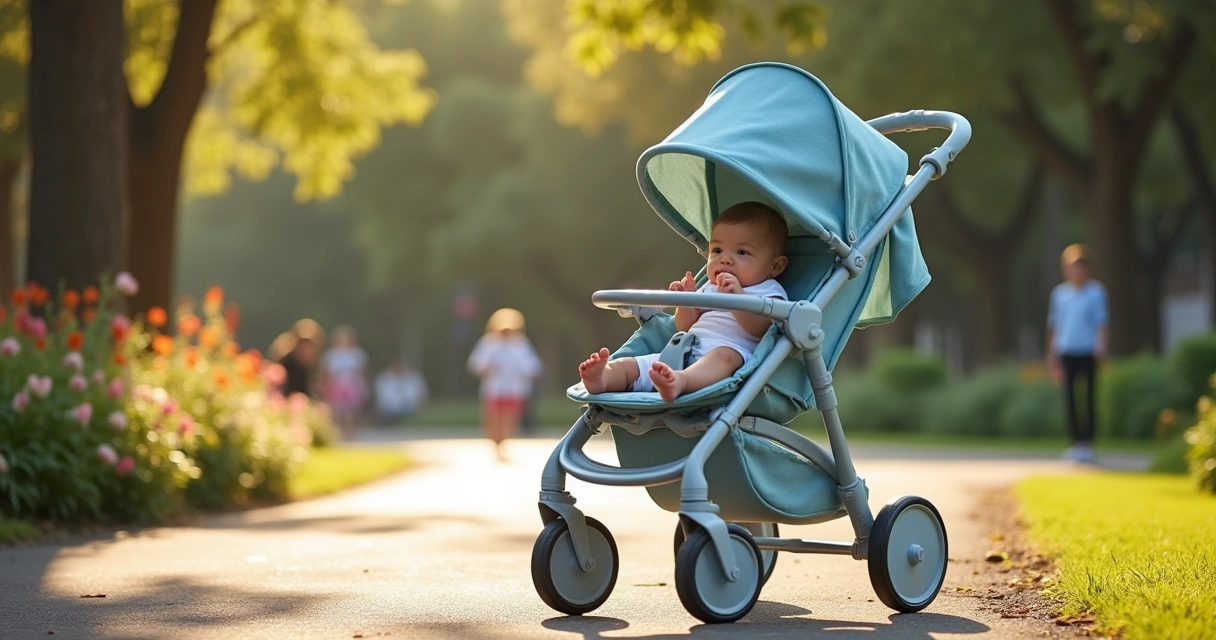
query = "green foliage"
xmin=1098 ymin=355 xmax=1186 ymax=440
xmin=997 ymin=377 xmax=1064 ymax=438
xmin=1170 ymin=331 xmax=1216 ymax=404
xmin=0 ymin=515 xmax=38 ymax=543
xmin=1148 ymin=434 xmax=1191 ymax=475
xmin=924 ymin=366 xmax=1020 ymax=437
xmin=872 ymin=348 xmax=946 ymax=396
xmin=1186 ymin=395 xmax=1216 ymax=494
xmin=833 ymin=373 xmax=914 ymax=433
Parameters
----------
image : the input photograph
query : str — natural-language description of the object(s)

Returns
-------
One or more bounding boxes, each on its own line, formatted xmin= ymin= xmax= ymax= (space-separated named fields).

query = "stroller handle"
xmin=866 ymin=110 xmax=971 ymax=178
xmin=592 ymin=289 xmax=795 ymax=321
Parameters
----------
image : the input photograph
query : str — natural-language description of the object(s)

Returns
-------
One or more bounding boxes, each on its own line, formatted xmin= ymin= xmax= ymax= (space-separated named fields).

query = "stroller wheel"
xmin=867 ymin=495 xmax=948 ymax=613
xmin=674 ymin=522 xmax=779 ymax=587
xmin=674 ymin=523 xmax=762 ymax=624
xmin=531 ymin=517 xmax=619 ymax=615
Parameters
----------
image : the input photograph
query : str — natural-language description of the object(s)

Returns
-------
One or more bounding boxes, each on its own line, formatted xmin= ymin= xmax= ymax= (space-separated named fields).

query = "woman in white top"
xmin=321 ymin=325 xmax=369 ymax=438
xmin=467 ymin=308 xmax=542 ymax=460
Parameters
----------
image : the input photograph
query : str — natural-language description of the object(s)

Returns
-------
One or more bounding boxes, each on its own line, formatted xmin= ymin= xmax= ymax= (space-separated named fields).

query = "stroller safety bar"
xmin=592 ymin=290 xmax=796 ymax=320
xmin=865 ymin=110 xmax=971 ymax=179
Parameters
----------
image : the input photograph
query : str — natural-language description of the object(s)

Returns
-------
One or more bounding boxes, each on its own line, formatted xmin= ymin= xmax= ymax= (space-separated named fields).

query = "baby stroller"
xmin=531 ymin=62 xmax=970 ymax=624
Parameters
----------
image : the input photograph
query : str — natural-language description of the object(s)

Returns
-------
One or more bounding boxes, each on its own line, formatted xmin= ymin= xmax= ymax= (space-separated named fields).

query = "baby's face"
xmin=707 ymin=222 xmax=784 ymax=287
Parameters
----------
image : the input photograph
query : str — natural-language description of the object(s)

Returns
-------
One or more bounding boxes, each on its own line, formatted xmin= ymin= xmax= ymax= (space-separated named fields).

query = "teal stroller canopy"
xmin=637 ymin=62 xmax=930 ymax=331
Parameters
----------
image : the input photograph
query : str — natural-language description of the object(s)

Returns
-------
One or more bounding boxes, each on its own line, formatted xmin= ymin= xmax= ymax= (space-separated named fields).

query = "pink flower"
xmin=13 ymin=310 xmax=30 ymax=332
xmin=70 ymin=375 xmax=88 ymax=393
xmin=92 ymin=369 xmax=107 ymax=386
xmin=114 ymin=272 xmax=139 ymax=297
xmin=162 ymin=399 xmax=178 ymax=416
xmin=179 ymin=417 xmax=194 ymax=436
xmin=108 ymin=378 xmax=124 ymax=400
xmin=0 ymin=337 xmax=19 ymax=357
xmin=289 ymin=392 xmax=309 ymax=415
xmin=0 ymin=452 xmax=8 ymax=474
xmin=96 ymin=444 xmax=118 ymax=465
xmin=26 ymin=375 xmax=52 ymax=398
xmin=28 ymin=316 xmax=47 ymax=339
xmin=63 ymin=351 xmax=84 ymax=371
xmin=107 ymin=411 xmax=128 ymax=431
xmin=110 ymin=314 xmax=131 ymax=340
xmin=70 ymin=402 xmax=93 ymax=427
xmin=115 ymin=456 xmax=135 ymax=477
xmin=11 ymin=391 xmax=28 ymax=412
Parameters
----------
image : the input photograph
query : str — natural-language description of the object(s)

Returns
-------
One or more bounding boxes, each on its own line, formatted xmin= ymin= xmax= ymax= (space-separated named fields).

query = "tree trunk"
xmin=1086 ymin=156 xmax=1147 ymax=356
xmin=0 ymin=157 xmax=19 ymax=299
xmin=26 ymin=0 xmax=128 ymax=291
xmin=126 ymin=0 xmax=219 ymax=313
xmin=971 ymin=257 xmax=1014 ymax=364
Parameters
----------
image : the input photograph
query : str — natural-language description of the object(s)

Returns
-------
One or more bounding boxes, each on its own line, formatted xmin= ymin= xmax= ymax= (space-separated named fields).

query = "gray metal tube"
xmin=866 ymin=110 xmax=972 ymax=178
xmin=753 ymin=537 xmax=854 ymax=555
xmin=542 ymin=416 xmax=596 ymax=492
xmin=558 ymin=434 xmax=687 ymax=487
xmin=680 ymin=338 xmax=795 ymax=503
xmin=592 ymin=290 xmax=795 ymax=321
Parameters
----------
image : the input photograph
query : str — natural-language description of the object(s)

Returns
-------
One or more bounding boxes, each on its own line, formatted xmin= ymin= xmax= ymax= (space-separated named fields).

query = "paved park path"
xmin=0 ymin=431 xmax=1148 ymax=639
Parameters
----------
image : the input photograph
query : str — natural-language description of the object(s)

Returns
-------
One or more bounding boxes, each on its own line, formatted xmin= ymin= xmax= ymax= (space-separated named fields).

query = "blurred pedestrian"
xmin=321 ymin=325 xmax=369 ymax=439
xmin=375 ymin=356 xmax=429 ymax=424
xmin=272 ymin=331 xmax=321 ymax=398
xmin=1046 ymin=244 xmax=1108 ymax=464
xmin=468 ymin=308 xmax=542 ymax=461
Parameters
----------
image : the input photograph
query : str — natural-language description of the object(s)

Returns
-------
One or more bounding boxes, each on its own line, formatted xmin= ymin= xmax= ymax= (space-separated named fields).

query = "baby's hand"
xmin=715 ymin=272 xmax=743 ymax=294
xmin=669 ymin=271 xmax=696 ymax=292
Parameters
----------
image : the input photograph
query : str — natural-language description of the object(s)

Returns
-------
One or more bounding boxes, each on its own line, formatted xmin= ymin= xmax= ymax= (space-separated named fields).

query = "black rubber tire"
xmin=675 ymin=522 xmax=779 ymax=587
xmin=531 ymin=517 xmax=619 ymax=615
xmin=867 ymin=495 xmax=948 ymax=613
xmin=674 ymin=523 xmax=763 ymax=624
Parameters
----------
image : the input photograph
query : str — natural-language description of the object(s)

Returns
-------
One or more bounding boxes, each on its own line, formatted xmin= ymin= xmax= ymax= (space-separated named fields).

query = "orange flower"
xmin=245 ymin=348 xmax=263 ymax=369
xmin=214 ymin=370 xmax=229 ymax=389
xmin=225 ymin=303 xmax=241 ymax=333
xmin=184 ymin=347 xmax=199 ymax=368
xmin=35 ymin=336 xmax=46 ymax=351
xmin=62 ymin=289 xmax=80 ymax=310
xmin=67 ymin=331 xmax=83 ymax=351
xmin=177 ymin=314 xmax=201 ymax=337
xmin=204 ymin=286 xmax=224 ymax=311
xmin=152 ymin=335 xmax=174 ymax=356
xmin=147 ymin=306 xmax=167 ymax=328
xmin=82 ymin=286 xmax=99 ymax=305
xmin=199 ymin=326 xmax=220 ymax=349
xmin=10 ymin=288 xmax=26 ymax=306
xmin=28 ymin=284 xmax=48 ymax=307
xmin=223 ymin=342 xmax=239 ymax=358
xmin=235 ymin=354 xmax=258 ymax=381
xmin=113 ymin=352 xmax=127 ymax=366
xmin=83 ymin=308 xmax=97 ymax=323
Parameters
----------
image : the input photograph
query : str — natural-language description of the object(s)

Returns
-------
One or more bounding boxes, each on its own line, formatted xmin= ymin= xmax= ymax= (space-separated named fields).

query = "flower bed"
xmin=0 ymin=276 xmax=337 ymax=523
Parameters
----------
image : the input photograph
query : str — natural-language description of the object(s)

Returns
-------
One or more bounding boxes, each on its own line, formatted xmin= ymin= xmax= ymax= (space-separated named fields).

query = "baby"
xmin=579 ymin=201 xmax=789 ymax=402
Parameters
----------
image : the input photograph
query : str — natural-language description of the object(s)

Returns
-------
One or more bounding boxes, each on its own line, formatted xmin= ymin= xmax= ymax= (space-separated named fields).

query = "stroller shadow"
xmin=542 ymin=601 xmax=989 ymax=639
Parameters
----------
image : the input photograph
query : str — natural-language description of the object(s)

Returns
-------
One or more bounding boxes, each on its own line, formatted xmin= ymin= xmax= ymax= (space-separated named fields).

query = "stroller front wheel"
xmin=867 ymin=495 xmax=948 ymax=613
xmin=673 ymin=522 xmax=779 ymax=587
xmin=531 ymin=517 xmax=619 ymax=615
xmin=674 ymin=523 xmax=763 ymax=623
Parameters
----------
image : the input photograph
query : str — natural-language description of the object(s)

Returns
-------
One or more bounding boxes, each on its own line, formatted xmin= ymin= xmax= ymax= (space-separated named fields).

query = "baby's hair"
xmin=714 ymin=201 xmax=788 ymax=255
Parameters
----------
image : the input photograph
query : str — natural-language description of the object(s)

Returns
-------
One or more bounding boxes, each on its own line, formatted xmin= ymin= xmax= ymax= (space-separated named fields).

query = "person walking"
xmin=467 ymin=308 xmax=542 ymax=461
xmin=1046 ymin=244 xmax=1108 ymax=464
xmin=321 ymin=325 xmax=369 ymax=439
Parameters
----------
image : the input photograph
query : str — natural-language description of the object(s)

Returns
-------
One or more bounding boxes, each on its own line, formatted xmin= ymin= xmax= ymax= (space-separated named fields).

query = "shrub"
xmin=997 ymin=378 xmax=1064 ymax=438
xmin=872 ymin=348 xmax=947 ymax=396
xmin=1149 ymin=435 xmax=1191 ymax=475
xmin=1186 ymin=395 xmax=1216 ymax=494
xmin=924 ymin=366 xmax=1020 ymax=437
xmin=1171 ymin=332 xmax=1216 ymax=405
xmin=834 ymin=374 xmax=915 ymax=433
xmin=1098 ymin=355 xmax=1186 ymax=440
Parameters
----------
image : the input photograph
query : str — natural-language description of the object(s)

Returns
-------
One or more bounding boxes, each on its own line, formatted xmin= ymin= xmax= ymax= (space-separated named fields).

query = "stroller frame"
xmin=534 ymin=110 xmax=971 ymax=621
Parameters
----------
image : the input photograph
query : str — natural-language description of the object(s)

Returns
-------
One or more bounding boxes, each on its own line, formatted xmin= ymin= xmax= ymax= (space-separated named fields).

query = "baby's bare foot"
xmin=579 ymin=348 xmax=612 ymax=394
xmin=649 ymin=361 xmax=687 ymax=402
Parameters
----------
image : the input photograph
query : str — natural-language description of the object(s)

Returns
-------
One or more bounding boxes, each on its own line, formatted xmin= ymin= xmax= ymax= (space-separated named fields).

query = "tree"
xmin=1 ymin=0 xmax=436 ymax=311
xmin=0 ymin=0 xmax=25 ymax=297
xmin=25 ymin=0 xmax=128 ymax=291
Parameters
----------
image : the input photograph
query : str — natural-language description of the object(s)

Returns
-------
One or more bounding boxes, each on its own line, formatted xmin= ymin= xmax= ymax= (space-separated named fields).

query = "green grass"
xmin=1016 ymin=474 xmax=1216 ymax=639
xmin=0 ymin=516 xmax=40 ymax=544
xmin=405 ymin=395 xmax=581 ymax=428
xmin=287 ymin=446 xmax=412 ymax=500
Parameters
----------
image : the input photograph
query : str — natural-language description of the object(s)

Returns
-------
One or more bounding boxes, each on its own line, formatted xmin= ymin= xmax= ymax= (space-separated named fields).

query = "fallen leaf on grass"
xmin=954 ymin=586 xmax=974 ymax=593
xmin=985 ymin=550 xmax=1010 ymax=563
xmin=79 ymin=594 xmax=106 ymax=598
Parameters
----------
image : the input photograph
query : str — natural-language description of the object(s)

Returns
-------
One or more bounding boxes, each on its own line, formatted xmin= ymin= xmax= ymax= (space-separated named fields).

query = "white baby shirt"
xmin=688 ymin=278 xmax=788 ymax=360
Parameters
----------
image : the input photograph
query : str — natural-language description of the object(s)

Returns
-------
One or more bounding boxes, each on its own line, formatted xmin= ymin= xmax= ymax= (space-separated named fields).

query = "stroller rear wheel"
xmin=531 ymin=517 xmax=619 ymax=615
xmin=674 ymin=523 xmax=763 ymax=623
xmin=673 ymin=522 xmax=779 ymax=587
xmin=867 ymin=495 xmax=948 ymax=612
